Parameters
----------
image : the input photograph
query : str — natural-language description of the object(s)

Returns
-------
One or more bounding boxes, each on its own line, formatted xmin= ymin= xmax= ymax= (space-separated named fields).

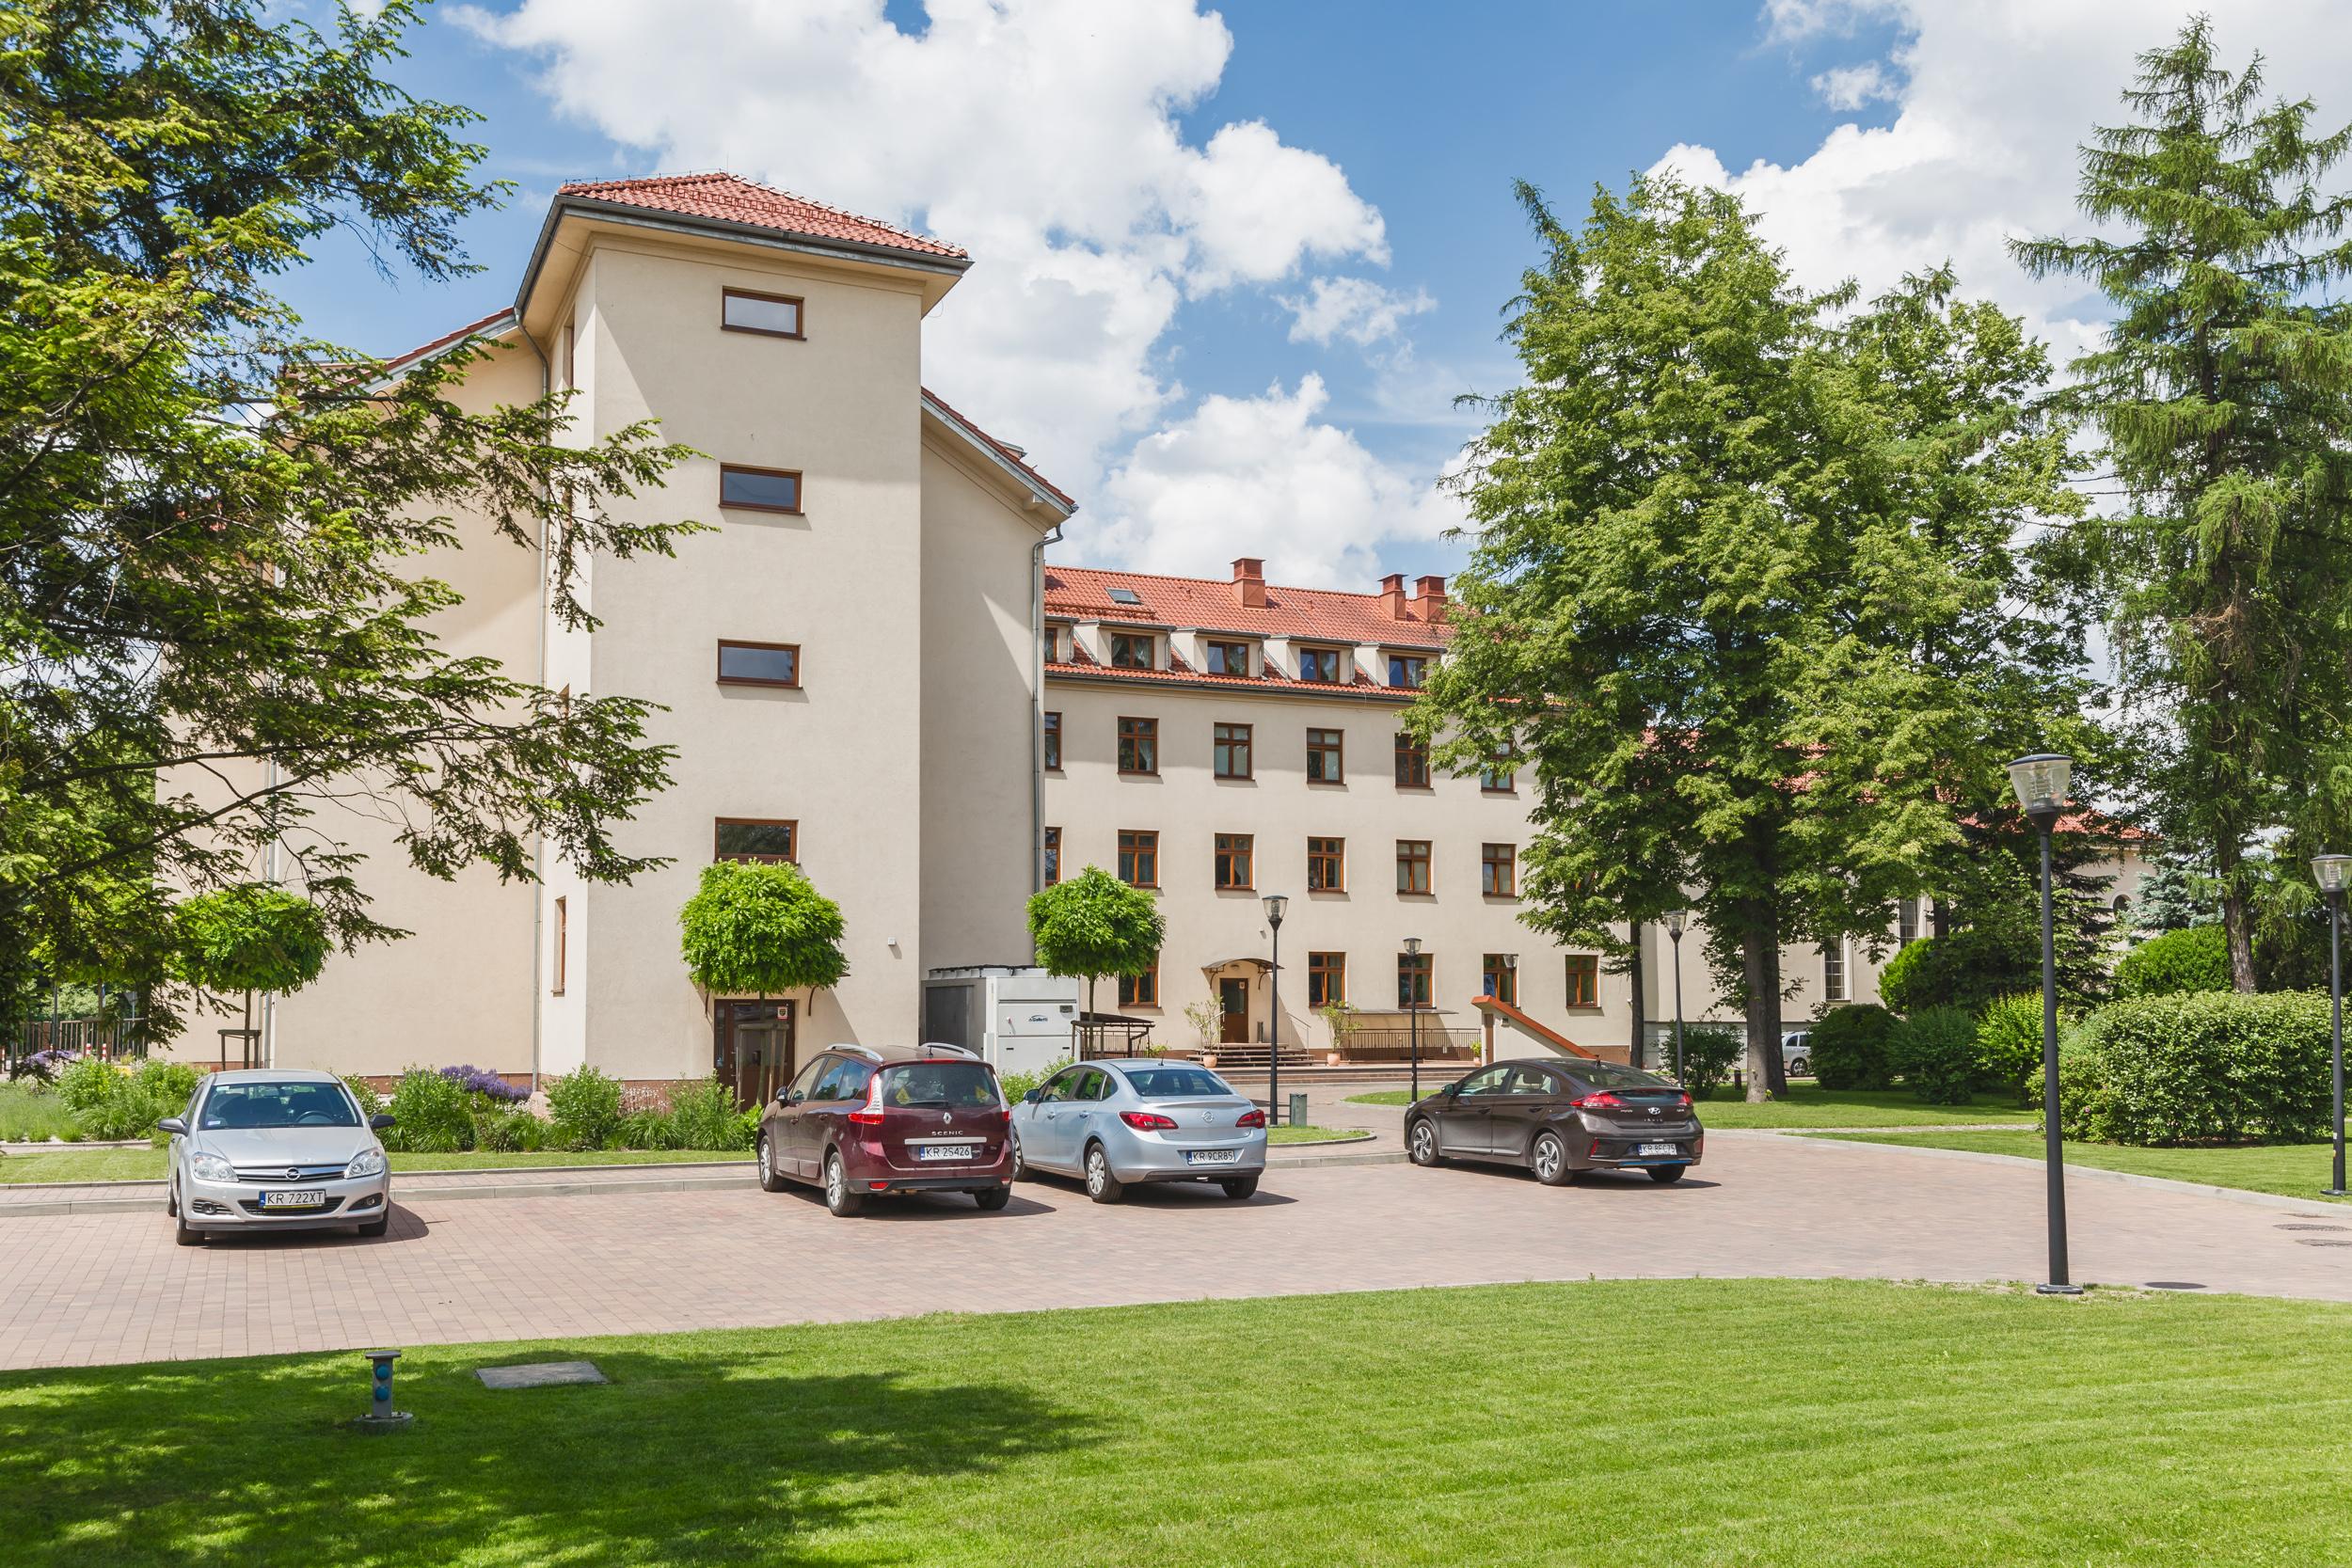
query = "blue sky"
xmin=285 ymin=1 xmax=2342 ymax=589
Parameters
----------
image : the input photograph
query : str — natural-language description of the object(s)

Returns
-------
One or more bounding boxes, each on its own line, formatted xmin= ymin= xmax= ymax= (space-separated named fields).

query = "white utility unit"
xmin=922 ymin=966 xmax=1079 ymax=1080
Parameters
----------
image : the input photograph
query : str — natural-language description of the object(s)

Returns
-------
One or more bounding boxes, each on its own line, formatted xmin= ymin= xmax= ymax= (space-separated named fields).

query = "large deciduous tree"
xmin=2013 ymin=17 xmax=2352 ymax=992
xmin=1417 ymin=175 xmax=2090 ymax=1100
xmin=0 ymin=0 xmax=702 ymax=1026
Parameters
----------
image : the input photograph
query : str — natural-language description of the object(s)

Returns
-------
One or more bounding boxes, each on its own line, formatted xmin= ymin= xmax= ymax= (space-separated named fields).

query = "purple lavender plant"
xmin=437 ymin=1064 xmax=528 ymax=1104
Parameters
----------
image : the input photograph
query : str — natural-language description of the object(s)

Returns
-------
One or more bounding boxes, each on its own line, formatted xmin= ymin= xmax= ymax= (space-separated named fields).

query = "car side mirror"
xmin=1442 ymin=1082 xmax=1462 ymax=1097
xmin=787 ymin=1090 xmax=805 ymax=1105
xmin=370 ymin=1114 xmax=396 ymax=1131
xmin=156 ymin=1117 xmax=187 ymax=1136
xmin=1023 ymin=1088 xmax=1041 ymax=1103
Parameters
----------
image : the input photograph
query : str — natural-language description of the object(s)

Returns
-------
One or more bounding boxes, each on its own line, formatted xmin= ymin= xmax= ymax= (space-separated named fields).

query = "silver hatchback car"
xmin=159 ymin=1069 xmax=397 ymax=1244
xmin=1009 ymin=1059 xmax=1266 ymax=1202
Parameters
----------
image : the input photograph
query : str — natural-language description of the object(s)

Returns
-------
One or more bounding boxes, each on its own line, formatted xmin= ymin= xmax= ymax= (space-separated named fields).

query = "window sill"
xmin=1394 ymin=784 xmax=1435 ymax=793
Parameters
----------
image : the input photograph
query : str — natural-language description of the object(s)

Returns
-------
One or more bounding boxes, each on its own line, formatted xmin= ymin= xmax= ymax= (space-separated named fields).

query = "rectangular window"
xmin=1117 ymin=716 xmax=1158 ymax=775
xmin=1482 ymin=842 xmax=1517 ymax=897
xmin=1204 ymin=640 xmax=1250 ymax=676
xmin=1306 ymin=727 xmax=1344 ymax=783
xmin=1043 ymin=827 xmax=1061 ymax=887
xmin=559 ymin=325 xmax=576 ymax=390
xmin=1565 ymin=954 xmax=1599 ymax=1007
xmin=719 ymin=463 xmax=803 ymax=515
xmin=715 ymin=640 xmax=800 ymax=688
xmin=1898 ymin=897 xmax=1920 ymax=945
xmin=1394 ymin=732 xmax=1431 ymax=788
xmin=1387 ymin=653 xmax=1428 ymax=689
xmin=715 ymin=817 xmax=797 ymax=863
xmin=1119 ymin=964 xmax=1159 ymax=1009
xmin=1397 ymin=950 xmax=1433 ymax=1009
xmin=1824 ymin=940 xmax=1850 ymax=1003
xmin=1213 ymin=721 xmax=1253 ymax=780
xmin=551 ymin=895 xmax=567 ymax=996
xmin=1118 ymin=830 xmax=1159 ymax=888
xmin=1481 ymin=749 xmax=1518 ymax=792
xmin=1308 ymin=952 xmax=1345 ymax=1009
xmin=1042 ymin=711 xmax=1062 ymax=771
xmin=1482 ymin=954 xmax=1518 ymax=1006
xmin=1307 ymin=836 xmax=1345 ymax=892
xmin=1298 ymin=646 xmax=1344 ymax=683
xmin=1395 ymin=839 xmax=1432 ymax=895
xmin=722 ymin=287 xmax=804 ymax=339
xmin=1109 ymin=632 xmax=1154 ymax=669
xmin=1214 ymin=832 xmax=1254 ymax=891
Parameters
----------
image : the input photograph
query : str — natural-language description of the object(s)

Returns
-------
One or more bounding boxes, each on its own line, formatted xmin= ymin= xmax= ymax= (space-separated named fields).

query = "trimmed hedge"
xmin=2113 ymin=925 xmax=2231 ymax=998
xmin=1889 ymin=1006 xmax=1977 ymax=1104
xmin=1808 ymin=1004 xmax=1898 ymax=1090
xmin=2058 ymin=990 xmax=2332 ymax=1146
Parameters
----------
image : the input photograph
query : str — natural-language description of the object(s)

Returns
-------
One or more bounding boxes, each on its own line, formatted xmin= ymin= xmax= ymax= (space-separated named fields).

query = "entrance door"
xmin=1218 ymin=977 xmax=1250 ymax=1043
xmin=714 ymin=1000 xmax=796 ymax=1108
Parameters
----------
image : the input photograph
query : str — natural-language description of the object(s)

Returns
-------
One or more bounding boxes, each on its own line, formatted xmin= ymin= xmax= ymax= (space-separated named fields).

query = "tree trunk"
xmin=1628 ymin=922 xmax=1646 ymax=1069
xmin=2214 ymin=839 xmax=2260 ymax=993
xmin=1740 ymin=902 xmax=1784 ymax=1102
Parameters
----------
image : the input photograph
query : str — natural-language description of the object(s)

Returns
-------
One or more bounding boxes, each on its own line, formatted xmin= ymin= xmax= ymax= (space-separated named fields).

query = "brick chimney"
xmin=1410 ymin=574 xmax=1447 ymax=622
xmin=1232 ymin=557 xmax=1266 ymax=609
xmin=1379 ymin=572 xmax=1406 ymax=619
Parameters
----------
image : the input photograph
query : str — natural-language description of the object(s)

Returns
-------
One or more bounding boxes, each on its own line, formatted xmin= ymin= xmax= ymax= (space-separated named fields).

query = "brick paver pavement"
xmin=3 ymin=1132 xmax=2346 ymax=1370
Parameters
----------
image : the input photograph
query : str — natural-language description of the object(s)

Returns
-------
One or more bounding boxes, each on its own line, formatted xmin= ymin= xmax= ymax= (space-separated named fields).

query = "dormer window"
xmin=1204 ymin=640 xmax=1251 ymax=676
xmin=1388 ymin=653 xmax=1429 ymax=689
xmin=1298 ymin=646 xmax=1344 ymax=684
xmin=1109 ymin=632 xmax=1154 ymax=670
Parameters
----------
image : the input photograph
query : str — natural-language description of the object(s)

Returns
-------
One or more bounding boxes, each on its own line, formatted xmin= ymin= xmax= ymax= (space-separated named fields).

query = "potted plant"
xmin=1317 ymin=998 xmax=1359 ymax=1066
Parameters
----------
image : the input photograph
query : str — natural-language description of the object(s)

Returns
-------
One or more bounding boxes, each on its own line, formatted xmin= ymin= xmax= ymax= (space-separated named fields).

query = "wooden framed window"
xmin=1204 ymin=640 xmax=1251 ymax=676
xmin=1481 ymin=748 xmax=1518 ymax=792
xmin=1824 ymin=939 xmax=1850 ymax=1003
xmin=1482 ymin=953 xmax=1518 ymax=1006
xmin=1214 ymin=832 xmax=1254 ymax=891
xmin=1117 ymin=716 xmax=1158 ymax=775
xmin=1898 ymin=897 xmax=1920 ymax=944
xmin=1397 ymin=950 xmax=1433 ymax=1009
xmin=1117 ymin=830 xmax=1159 ymax=888
xmin=1307 ymin=836 xmax=1344 ymax=892
xmin=551 ymin=895 xmax=567 ymax=996
xmin=719 ymin=463 xmax=803 ymax=515
xmin=1394 ymin=733 xmax=1431 ymax=788
xmin=1042 ymin=711 xmax=1062 ymax=771
xmin=1043 ymin=827 xmax=1061 ymax=887
xmin=1119 ymin=963 xmax=1159 ymax=1009
xmin=1387 ymin=653 xmax=1428 ymax=689
xmin=716 ymin=640 xmax=800 ymax=688
xmin=1482 ymin=842 xmax=1517 ymax=897
xmin=1395 ymin=839 xmax=1432 ymax=895
xmin=1213 ymin=721 xmax=1253 ymax=780
xmin=722 ymin=287 xmax=805 ymax=340
xmin=1565 ymin=954 xmax=1600 ymax=1008
xmin=1109 ymin=632 xmax=1154 ymax=670
xmin=1298 ymin=646 xmax=1344 ymax=683
xmin=1308 ymin=952 xmax=1345 ymax=1008
xmin=715 ymin=817 xmax=797 ymax=863
xmin=1306 ymin=727 xmax=1344 ymax=783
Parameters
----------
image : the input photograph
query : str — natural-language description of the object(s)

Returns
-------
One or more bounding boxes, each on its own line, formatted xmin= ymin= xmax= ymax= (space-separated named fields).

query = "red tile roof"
xmin=922 ymin=389 xmax=1075 ymax=511
xmin=379 ymin=308 xmax=516 ymax=374
xmin=556 ymin=173 xmax=966 ymax=261
xmin=1043 ymin=566 xmax=1451 ymax=648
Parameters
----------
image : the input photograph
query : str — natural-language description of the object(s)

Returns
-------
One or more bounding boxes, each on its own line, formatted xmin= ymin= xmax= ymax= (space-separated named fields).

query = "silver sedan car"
xmin=159 ymin=1069 xmax=397 ymax=1244
xmin=1009 ymin=1059 xmax=1266 ymax=1202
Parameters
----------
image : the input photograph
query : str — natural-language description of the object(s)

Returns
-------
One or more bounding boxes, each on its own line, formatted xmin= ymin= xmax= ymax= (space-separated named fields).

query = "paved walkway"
xmin=4 ymin=1132 xmax=2348 ymax=1370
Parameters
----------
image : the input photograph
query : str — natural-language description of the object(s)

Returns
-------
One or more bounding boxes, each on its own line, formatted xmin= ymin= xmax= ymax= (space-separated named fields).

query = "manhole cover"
xmin=2144 ymin=1281 xmax=2207 ymax=1291
xmin=2296 ymin=1239 xmax=2352 ymax=1248
xmin=2277 ymin=1224 xmax=2349 ymax=1231
xmin=476 ymin=1360 xmax=608 ymax=1389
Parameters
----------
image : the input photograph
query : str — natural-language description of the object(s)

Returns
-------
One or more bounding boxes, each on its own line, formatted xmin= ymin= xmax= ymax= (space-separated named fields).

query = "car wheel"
xmin=1790 ymin=1055 xmax=1811 ymax=1077
xmin=1008 ymin=1130 xmax=1029 ymax=1182
xmin=824 ymin=1149 xmax=865 ymax=1216
xmin=756 ymin=1132 xmax=788 ymax=1193
xmin=166 ymin=1178 xmax=178 ymax=1218
xmin=1647 ymin=1164 xmax=1690 ymax=1184
xmin=1406 ymin=1117 xmax=1443 ymax=1167
xmin=358 ymin=1212 xmax=389 ymax=1238
xmin=1084 ymin=1142 xmax=1124 ymax=1204
xmin=974 ymin=1184 xmax=1012 ymax=1212
xmin=173 ymin=1190 xmax=205 ymax=1247
xmin=1219 ymin=1175 xmax=1259 ymax=1201
xmin=1531 ymin=1131 xmax=1571 ymax=1186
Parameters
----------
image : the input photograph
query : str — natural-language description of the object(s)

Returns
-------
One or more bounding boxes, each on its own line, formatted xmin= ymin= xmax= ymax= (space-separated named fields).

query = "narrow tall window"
xmin=1109 ymin=632 xmax=1154 ymax=670
xmin=551 ymin=896 xmax=567 ymax=996
xmin=1394 ymin=733 xmax=1430 ymax=788
xmin=1042 ymin=711 xmax=1062 ymax=771
xmin=722 ymin=287 xmax=804 ymax=339
xmin=716 ymin=640 xmax=800 ymax=688
xmin=1823 ymin=939 xmax=1850 ymax=1003
xmin=1298 ymin=646 xmax=1344 ymax=683
xmin=1565 ymin=954 xmax=1600 ymax=1007
xmin=1482 ymin=954 xmax=1518 ymax=1006
xmin=1308 ymin=952 xmax=1345 ymax=1008
xmin=1204 ymin=640 xmax=1251 ymax=676
xmin=1117 ymin=716 xmax=1158 ymax=775
xmin=1307 ymin=836 xmax=1345 ymax=892
xmin=1214 ymin=832 xmax=1254 ymax=891
xmin=1213 ymin=722 xmax=1253 ymax=780
xmin=559 ymin=325 xmax=576 ymax=390
xmin=1042 ymin=827 xmax=1061 ymax=887
xmin=1120 ymin=964 xmax=1159 ymax=1009
xmin=1306 ymin=728 xmax=1344 ymax=783
xmin=1898 ymin=897 xmax=1920 ymax=945
xmin=1118 ymin=830 xmax=1159 ymax=888
xmin=1397 ymin=950 xmax=1433 ymax=1009
xmin=719 ymin=463 xmax=803 ymax=515
xmin=1395 ymin=839 xmax=1432 ymax=895
xmin=715 ymin=818 xmax=797 ymax=863
xmin=1482 ymin=843 xmax=1517 ymax=896
xmin=1387 ymin=653 xmax=1428 ymax=689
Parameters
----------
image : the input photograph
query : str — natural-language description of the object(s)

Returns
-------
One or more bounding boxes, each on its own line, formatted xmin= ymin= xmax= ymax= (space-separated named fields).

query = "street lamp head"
xmin=2315 ymin=854 xmax=2352 ymax=895
xmin=1262 ymin=893 xmax=1288 ymax=928
xmin=1665 ymin=909 xmax=1687 ymax=939
xmin=1403 ymin=936 xmax=1422 ymax=957
xmin=2006 ymin=752 xmax=2074 ymax=826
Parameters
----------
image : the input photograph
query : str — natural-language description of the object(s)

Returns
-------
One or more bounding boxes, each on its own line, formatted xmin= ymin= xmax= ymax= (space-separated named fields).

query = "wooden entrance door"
xmin=1218 ymin=977 xmax=1249 ymax=1043
xmin=714 ymin=1000 xmax=796 ymax=1108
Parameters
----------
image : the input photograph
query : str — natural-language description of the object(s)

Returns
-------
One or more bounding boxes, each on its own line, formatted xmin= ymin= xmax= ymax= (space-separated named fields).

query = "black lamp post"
xmin=1263 ymin=893 xmax=1288 ymax=1126
xmin=2009 ymin=751 xmax=2080 ymax=1296
xmin=2313 ymin=854 xmax=2351 ymax=1197
xmin=1665 ymin=910 xmax=1689 ymax=1084
xmin=1404 ymin=936 xmax=1423 ymax=1101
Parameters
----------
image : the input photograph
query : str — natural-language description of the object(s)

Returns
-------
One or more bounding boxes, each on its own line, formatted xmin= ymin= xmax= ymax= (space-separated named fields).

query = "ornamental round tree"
xmin=677 ymin=862 xmax=849 ymax=997
xmin=1025 ymin=865 xmax=1166 ymax=1022
xmin=171 ymin=885 xmax=331 ymax=1054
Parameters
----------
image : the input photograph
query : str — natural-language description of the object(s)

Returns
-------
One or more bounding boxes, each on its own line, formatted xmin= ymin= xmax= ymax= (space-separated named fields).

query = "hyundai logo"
xmin=1645 ymin=1107 xmax=1661 ymax=1117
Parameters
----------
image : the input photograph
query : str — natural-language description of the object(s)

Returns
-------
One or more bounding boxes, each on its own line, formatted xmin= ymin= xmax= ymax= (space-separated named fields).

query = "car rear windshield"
xmin=878 ymin=1062 xmax=1000 ymax=1109
xmin=199 ymin=1081 xmax=359 ymax=1130
xmin=1568 ymin=1062 xmax=1679 ymax=1092
xmin=1120 ymin=1067 xmax=1232 ymax=1100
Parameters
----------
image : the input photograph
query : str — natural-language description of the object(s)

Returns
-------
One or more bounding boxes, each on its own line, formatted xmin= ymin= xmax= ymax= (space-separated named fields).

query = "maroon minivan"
xmin=756 ymin=1043 xmax=1013 ymax=1216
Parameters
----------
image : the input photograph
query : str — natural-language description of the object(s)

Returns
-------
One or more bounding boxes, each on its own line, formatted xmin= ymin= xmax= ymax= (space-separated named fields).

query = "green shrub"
xmin=547 ymin=1065 xmax=624 ymax=1151
xmin=1974 ymin=992 xmax=2048 ymax=1106
xmin=997 ymin=1059 xmax=1071 ymax=1107
xmin=1877 ymin=929 xmax=2039 ymax=1016
xmin=56 ymin=1055 xmax=192 ymax=1140
xmin=56 ymin=1054 xmax=124 ymax=1119
xmin=1666 ymin=1025 xmax=1744 ymax=1101
xmin=339 ymin=1075 xmax=385 ymax=1122
xmin=384 ymin=1067 xmax=474 ymax=1153
xmin=472 ymin=1108 xmax=546 ymax=1153
xmin=1890 ymin=1006 xmax=1978 ymax=1104
xmin=0 ymin=1081 xmax=78 ymax=1142
xmin=2058 ymin=990 xmax=2331 ymax=1146
xmin=2114 ymin=925 xmax=2231 ymax=999
xmin=619 ymin=1107 xmax=682 ymax=1150
xmin=1807 ymin=1004 xmax=1898 ymax=1089
xmin=669 ymin=1076 xmax=753 ymax=1149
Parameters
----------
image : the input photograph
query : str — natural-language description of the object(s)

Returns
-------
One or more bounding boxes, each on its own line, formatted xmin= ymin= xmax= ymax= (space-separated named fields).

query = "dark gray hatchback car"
xmin=1405 ymin=1057 xmax=1704 ymax=1184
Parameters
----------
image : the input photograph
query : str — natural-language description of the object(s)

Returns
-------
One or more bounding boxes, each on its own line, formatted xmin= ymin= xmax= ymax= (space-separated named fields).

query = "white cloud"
xmin=1279 ymin=276 xmax=1437 ymax=347
xmin=1089 ymin=375 xmax=1464 ymax=587
xmin=1810 ymin=61 xmax=1895 ymax=110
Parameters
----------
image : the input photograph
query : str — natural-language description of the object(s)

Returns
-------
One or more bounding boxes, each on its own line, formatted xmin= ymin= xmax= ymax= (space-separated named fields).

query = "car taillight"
xmin=1572 ymin=1090 xmax=1626 ymax=1110
xmin=848 ymin=1076 xmax=885 ymax=1125
xmin=1119 ymin=1111 xmax=1178 ymax=1131
xmin=1676 ymin=1092 xmax=1693 ymax=1110
xmin=1235 ymin=1108 xmax=1266 ymax=1129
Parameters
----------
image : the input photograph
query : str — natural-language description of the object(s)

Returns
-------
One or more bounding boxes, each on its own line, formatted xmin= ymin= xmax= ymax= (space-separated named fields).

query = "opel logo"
xmin=283 ymin=1166 xmax=300 ymax=1180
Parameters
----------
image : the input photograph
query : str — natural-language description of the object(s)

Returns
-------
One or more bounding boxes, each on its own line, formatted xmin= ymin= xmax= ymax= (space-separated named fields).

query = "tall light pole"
xmin=2313 ymin=855 xmax=2351 ymax=1196
xmin=1404 ymin=936 xmax=1423 ymax=1101
xmin=1263 ymin=894 xmax=1288 ymax=1125
xmin=1665 ymin=910 xmax=1689 ymax=1084
xmin=2009 ymin=752 xmax=2080 ymax=1296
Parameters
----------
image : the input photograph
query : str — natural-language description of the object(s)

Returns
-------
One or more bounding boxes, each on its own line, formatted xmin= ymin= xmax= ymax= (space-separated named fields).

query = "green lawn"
xmin=0 ymin=1147 xmax=748 ymax=1185
xmin=7 ymin=1279 xmax=2352 ymax=1566
xmin=1347 ymin=1083 xmax=2037 ymax=1128
xmin=1814 ymin=1127 xmax=2352 ymax=1204
xmin=1266 ymin=1124 xmax=1369 ymax=1146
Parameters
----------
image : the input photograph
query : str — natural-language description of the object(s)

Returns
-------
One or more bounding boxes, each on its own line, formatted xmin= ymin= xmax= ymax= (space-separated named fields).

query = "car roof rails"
xmin=918 ymin=1041 xmax=981 ymax=1059
xmin=833 ymin=1044 xmax=882 ymax=1061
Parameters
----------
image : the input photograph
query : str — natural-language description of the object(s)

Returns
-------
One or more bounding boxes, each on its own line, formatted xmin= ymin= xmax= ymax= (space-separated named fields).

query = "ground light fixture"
xmin=1664 ymin=911 xmax=1690 ymax=1085
xmin=1262 ymin=894 xmax=1288 ymax=1126
xmin=1404 ymin=935 xmax=1423 ymax=1102
xmin=2313 ymin=854 xmax=2352 ymax=1196
xmin=2007 ymin=752 xmax=2080 ymax=1296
